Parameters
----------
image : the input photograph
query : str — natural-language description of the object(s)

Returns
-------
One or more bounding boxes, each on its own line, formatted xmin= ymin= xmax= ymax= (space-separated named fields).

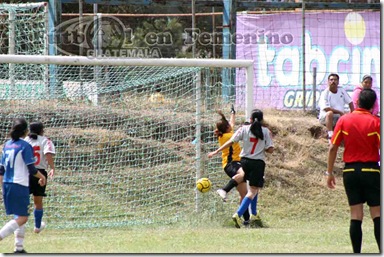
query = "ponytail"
xmin=28 ymin=133 xmax=38 ymax=140
xmin=28 ymin=121 xmax=44 ymax=139
xmin=249 ymin=109 xmax=264 ymax=140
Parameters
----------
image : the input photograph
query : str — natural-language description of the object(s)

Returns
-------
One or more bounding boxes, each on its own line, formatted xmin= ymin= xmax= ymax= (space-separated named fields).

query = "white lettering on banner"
xmin=329 ymin=47 xmax=349 ymax=84
xmin=284 ymin=90 xmax=319 ymax=108
xmin=350 ymin=48 xmax=361 ymax=84
xmin=305 ymin=33 xmax=327 ymax=85
xmin=257 ymin=33 xmax=380 ymax=87
xmin=275 ymin=47 xmax=300 ymax=86
xmin=257 ymin=43 xmax=275 ymax=86
xmin=362 ymin=47 xmax=380 ymax=84
xmin=283 ymin=89 xmax=354 ymax=108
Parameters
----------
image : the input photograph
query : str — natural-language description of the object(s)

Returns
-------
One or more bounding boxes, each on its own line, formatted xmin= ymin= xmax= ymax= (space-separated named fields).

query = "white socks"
xmin=14 ymin=224 xmax=25 ymax=251
xmin=0 ymin=220 xmax=19 ymax=240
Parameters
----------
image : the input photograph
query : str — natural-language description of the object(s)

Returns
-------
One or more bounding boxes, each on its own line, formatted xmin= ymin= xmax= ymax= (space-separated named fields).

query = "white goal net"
xmin=0 ymin=54 xmax=253 ymax=228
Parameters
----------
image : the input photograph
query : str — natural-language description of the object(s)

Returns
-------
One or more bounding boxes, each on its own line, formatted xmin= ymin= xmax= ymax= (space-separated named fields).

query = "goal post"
xmin=0 ymin=2 xmax=48 ymax=100
xmin=0 ymin=54 xmax=254 ymax=228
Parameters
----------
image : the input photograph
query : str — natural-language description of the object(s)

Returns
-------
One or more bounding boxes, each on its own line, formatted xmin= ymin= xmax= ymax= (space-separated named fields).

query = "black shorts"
xmin=29 ymin=169 xmax=47 ymax=197
xmin=343 ymin=162 xmax=380 ymax=207
xmin=224 ymin=161 xmax=242 ymax=179
xmin=240 ymin=158 xmax=265 ymax=188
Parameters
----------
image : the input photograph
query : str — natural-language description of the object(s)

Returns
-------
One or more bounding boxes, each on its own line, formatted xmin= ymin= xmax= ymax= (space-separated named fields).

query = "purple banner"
xmin=236 ymin=11 xmax=380 ymax=110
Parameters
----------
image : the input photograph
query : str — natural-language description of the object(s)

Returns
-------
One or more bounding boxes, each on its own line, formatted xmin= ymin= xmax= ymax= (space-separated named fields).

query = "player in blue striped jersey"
xmin=0 ymin=118 xmax=46 ymax=253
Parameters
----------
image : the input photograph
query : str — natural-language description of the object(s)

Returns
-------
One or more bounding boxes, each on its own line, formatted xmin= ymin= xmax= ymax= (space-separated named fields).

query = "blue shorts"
xmin=3 ymin=183 xmax=30 ymax=216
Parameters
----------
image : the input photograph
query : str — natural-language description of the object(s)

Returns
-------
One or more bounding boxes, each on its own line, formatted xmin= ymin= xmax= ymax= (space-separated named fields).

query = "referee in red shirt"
xmin=327 ymin=88 xmax=380 ymax=253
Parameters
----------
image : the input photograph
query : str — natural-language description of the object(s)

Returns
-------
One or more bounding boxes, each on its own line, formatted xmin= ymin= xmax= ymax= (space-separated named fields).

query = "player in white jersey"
xmin=208 ymin=109 xmax=274 ymax=228
xmin=24 ymin=121 xmax=56 ymax=235
xmin=0 ymin=118 xmax=46 ymax=253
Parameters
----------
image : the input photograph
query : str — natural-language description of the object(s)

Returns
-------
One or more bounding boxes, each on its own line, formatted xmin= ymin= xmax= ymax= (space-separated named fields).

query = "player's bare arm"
xmin=45 ymin=153 xmax=55 ymax=178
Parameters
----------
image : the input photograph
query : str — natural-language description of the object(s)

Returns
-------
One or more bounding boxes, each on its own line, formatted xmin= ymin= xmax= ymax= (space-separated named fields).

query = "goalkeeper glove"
xmin=230 ymin=104 xmax=236 ymax=115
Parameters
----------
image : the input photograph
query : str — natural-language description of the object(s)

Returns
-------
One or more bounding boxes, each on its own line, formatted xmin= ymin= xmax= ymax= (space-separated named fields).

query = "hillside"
xmin=245 ymin=109 xmax=350 ymax=222
xmin=0 ymin=104 xmax=355 ymax=228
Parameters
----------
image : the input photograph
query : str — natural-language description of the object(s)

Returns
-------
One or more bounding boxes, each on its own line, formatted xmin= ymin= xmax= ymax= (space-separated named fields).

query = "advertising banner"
xmin=236 ymin=11 xmax=380 ymax=110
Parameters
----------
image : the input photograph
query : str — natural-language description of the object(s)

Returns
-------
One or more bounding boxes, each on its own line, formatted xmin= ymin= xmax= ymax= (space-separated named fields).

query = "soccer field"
xmin=0 ymin=107 xmax=379 ymax=254
xmin=0 ymin=215 xmax=378 ymax=253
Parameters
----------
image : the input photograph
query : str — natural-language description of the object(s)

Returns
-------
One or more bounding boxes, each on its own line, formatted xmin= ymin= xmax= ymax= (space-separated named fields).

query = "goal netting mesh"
xmin=0 ymin=59 xmax=248 ymax=228
xmin=0 ymin=2 xmax=252 ymax=230
xmin=0 ymin=2 xmax=47 ymax=99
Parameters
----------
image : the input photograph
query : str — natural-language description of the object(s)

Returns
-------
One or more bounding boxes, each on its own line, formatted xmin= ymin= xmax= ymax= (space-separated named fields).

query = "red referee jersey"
xmin=331 ymin=108 xmax=380 ymax=163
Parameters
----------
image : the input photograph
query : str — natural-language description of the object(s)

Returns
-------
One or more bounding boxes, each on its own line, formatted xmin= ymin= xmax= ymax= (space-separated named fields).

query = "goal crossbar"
xmin=0 ymin=54 xmax=255 ymax=117
xmin=0 ymin=54 xmax=252 ymax=68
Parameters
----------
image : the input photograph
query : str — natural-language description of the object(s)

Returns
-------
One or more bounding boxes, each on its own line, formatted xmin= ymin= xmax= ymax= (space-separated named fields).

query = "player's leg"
xmin=0 ymin=184 xmax=29 ymax=241
xmin=232 ymin=159 xmax=261 ymax=228
xmin=33 ymin=195 xmax=46 ymax=233
xmin=31 ymin=169 xmax=47 ymax=233
xmin=14 ymin=224 xmax=26 ymax=253
xmin=365 ymin=169 xmax=381 ymax=252
xmin=249 ymin=160 xmax=265 ymax=217
xmin=236 ymin=181 xmax=249 ymax=224
xmin=324 ymin=111 xmax=334 ymax=137
xmin=232 ymin=185 xmax=259 ymax=228
xmin=343 ymin=167 xmax=364 ymax=253
xmin=369 ymin=206 xmax=380 ymax=252
xmin=250 ymin=193 xmax=258 ymax=216
xmin=349 ymin=204 xmax=364 ymax=253
xmin=217 ymin=162 xmax=243 ymax=202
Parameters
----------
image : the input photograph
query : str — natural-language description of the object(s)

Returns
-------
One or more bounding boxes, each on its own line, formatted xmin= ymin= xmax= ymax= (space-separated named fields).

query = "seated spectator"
xmin=351 ymin=75 xmax=379 ymax=116
xmin=318 ymin=73 xmax=354 ymax=143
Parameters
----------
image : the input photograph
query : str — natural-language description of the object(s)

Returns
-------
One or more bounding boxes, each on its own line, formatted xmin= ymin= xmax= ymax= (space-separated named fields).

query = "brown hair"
xmin=28 ymin=121 xmax=44 ymax=140
xmin=213 ymin=110 xmax=230 ymax=138
xmin=10 ymin=118 xmax=28 ymax=140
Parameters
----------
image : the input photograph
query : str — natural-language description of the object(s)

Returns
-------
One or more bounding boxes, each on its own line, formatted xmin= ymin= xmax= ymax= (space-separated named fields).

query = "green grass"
xmin=0 ymin=216 xmax=379 ymax=253
xmin=0 ymin=109 xmax=379 ymax=254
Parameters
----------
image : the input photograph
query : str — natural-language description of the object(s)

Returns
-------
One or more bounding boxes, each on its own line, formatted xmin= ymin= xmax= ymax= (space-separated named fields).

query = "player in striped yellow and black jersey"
xmin=212 ymin=106 xmax=250 ymax=225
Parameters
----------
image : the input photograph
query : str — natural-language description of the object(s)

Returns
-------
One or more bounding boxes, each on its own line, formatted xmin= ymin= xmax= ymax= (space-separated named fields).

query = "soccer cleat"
xmin=14 ymin=249 xmax=27 ymax=254
xmin=216 ymin=189 xmax=227 ymax=202
xmin=34 ymin=221 xmax=46 ymax=234
xmin=250 ymin=213 xmax=264 ymax=227
xmin=232 ymin=213 xmax=243 ymax=228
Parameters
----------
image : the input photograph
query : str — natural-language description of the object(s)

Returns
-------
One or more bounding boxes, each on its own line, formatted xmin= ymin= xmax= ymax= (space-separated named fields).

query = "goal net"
xmin=0 ymin=55 xmax=253 ymax=228
xmin=0 ymin=2 xmax=47 ymax=99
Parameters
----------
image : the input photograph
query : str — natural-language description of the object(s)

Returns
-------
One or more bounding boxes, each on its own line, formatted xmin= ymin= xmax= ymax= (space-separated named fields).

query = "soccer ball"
xmin=196 ymin=178 xmax=212 ymax=193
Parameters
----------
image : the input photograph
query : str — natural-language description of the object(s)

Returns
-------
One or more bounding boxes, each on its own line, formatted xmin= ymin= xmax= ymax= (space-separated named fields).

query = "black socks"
xmin=350 ymin=219 xmax=362 ymax=253
xmin=373 ymin=217 xmax=380 ymax=252
xmin=223 ymin=179 xmax=238 ymax=193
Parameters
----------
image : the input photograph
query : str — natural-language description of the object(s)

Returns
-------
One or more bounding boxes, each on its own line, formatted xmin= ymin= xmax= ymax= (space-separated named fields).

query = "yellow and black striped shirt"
xmin=218 ymin=130 xmax=241 ymax=168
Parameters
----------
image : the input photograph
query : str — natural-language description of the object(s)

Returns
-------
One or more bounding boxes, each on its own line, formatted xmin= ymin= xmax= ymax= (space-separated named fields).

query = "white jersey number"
xmin=4 ymin=149 xmax=15 ymax=169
